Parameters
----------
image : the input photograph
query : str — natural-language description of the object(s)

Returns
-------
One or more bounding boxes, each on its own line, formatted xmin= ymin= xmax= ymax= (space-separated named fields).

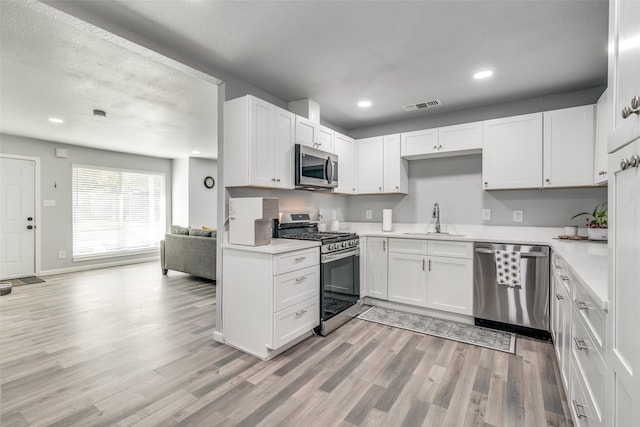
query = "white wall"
xmin=0 ymin=133 xmax=172 ymax=274
xmin=346 ymin=155 xmax=607 ymax=227
xmin=188 ymin=157 xmax=217 ymax=227
xmin=172 ymin=157 xmax=189 ymax=225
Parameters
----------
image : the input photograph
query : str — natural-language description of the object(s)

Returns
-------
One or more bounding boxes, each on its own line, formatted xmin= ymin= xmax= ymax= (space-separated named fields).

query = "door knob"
xmin=27 ymin=225 xmax=33 ymax=230
xmin=27 ymin=217 xmax=33 ymax=221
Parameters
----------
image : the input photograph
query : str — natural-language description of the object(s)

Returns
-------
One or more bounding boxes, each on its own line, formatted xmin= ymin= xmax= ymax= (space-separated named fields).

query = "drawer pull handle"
xmin=572 ymin=400 xmax=588 ymax=419
xmin=560 ymin=275 xmax=569 ymax=281
xmin=295 ymin=309 xmax=307 ymax=316
xmin=575 ymin=300 xmax=589 ymax=310
xmin=295 ymin=276 xmax=307 ymax=282
xmin=555 ymin=293 xmax=564 ymax=300
xmin=574 ymin=337 xmax=588 ymax=350
xmin=294 ymin=256 xmax=307 ymax=261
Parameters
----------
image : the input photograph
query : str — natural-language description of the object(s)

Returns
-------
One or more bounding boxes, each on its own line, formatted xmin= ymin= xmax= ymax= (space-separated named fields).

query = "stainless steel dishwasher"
xmin=473 ymin=242 xmax=550 ymax=339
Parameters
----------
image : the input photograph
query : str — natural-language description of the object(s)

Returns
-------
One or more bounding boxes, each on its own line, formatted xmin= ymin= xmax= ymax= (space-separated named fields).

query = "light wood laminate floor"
xmin=0 ymin=262 xmax=573 ymax=426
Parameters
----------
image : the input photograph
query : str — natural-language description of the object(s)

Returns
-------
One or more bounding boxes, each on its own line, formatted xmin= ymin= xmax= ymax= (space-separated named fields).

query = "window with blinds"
xmin=72 ymin=165 xmax=166 ymax=259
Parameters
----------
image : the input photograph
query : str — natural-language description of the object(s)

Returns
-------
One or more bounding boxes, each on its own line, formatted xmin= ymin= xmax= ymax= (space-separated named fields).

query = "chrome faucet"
xmin=432 ymin=203 xmax=441 ymax=233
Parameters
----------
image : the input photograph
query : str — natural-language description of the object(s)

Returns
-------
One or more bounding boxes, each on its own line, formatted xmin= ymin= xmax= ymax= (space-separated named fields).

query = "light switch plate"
xmin=365 ymin=209 xmax=372 ymax=219
xmin=482 ymin=209 xmax=492 ymax=221
xmin=513 ymin=209 xmax=524 ymax=223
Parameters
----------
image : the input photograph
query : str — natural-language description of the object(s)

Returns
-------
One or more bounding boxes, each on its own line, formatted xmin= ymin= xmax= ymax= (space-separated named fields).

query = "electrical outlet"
xmin=365 ymin=209 xmax=372 ymax=219
xmin=58 ymin=250 xmax=66 ymax=259
xmin=513 ymin=209 xmax=524 ymax=223
xmin=482 ymin=209 xmax=492 ymax=221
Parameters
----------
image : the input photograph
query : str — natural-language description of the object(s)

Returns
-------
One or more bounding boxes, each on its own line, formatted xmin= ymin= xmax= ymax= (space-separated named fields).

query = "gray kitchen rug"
xmin=357 ymin=306 xmax=516 ymax=354
xmin=7 ymin=276 xmax=45 ymax=286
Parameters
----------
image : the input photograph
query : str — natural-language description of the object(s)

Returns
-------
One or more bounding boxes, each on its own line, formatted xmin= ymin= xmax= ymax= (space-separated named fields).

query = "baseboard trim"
xmin=39 ymin=256 xmax=159 ymax=277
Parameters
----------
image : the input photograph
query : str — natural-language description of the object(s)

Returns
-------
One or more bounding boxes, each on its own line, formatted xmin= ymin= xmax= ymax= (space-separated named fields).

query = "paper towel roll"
xmin=382 ymin=209 xmax=393 ymax=231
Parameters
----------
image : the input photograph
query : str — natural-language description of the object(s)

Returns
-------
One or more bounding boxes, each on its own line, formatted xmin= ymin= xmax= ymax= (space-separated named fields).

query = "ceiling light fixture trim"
xmin=357 ymin=100 xmax=372 ymax=108
xmin=473 ymin=70 xmax=494 ymax=79
xmin=48 ymin=117 xmax=64 ymax=124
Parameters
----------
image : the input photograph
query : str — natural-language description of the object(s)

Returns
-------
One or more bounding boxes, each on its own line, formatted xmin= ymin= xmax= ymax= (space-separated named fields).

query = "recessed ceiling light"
xmin=357 ymin=100 xmax=372 ymax=108
xmin=191 ymin=150 xmax=200 ymax=155
xmin=473 ymin=70 xmax=494 ymax=80
xmin=48 ymin=117 xmax=64 ymax=124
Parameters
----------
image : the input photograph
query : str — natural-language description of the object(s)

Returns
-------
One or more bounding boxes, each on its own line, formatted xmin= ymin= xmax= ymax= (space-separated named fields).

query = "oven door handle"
xmin=322 ymin=247 xmax=360 ymax=263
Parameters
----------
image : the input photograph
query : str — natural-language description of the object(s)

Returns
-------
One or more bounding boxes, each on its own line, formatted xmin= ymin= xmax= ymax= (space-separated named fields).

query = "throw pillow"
xmin=189 ymin=228 xmax=212 ymax=237
xmin=202 ymin=225 xmax=216 ymax=231
xmin=170 ymin=225 xmax=189 ymax=235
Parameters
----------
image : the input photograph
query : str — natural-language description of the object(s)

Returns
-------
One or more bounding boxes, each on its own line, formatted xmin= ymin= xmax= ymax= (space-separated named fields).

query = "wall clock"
xmin=204 ymin=176 xmax=215 ymax=189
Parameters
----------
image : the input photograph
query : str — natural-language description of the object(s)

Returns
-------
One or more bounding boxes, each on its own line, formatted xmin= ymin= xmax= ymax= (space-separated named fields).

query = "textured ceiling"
xmin=0 ymin=1 xmax=219 ymax=159
xmin=1 ymin=1 xmax=608 ymax=159
xmin=43 ymin=0 xmax=608 ymax=130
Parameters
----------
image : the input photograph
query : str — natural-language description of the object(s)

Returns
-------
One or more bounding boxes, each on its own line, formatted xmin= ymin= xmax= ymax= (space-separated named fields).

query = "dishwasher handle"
xmin=475 ymin=248 xmax=547 ymax=258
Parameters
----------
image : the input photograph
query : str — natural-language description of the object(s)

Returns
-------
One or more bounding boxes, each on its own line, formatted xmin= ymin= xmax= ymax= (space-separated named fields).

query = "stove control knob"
xmin=329 ymin=244 xmax=336 ymax=251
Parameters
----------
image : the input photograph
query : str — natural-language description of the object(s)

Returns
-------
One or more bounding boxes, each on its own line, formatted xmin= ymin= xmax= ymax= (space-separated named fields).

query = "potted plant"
xmin=571 ymin=202 xmax=608 ymax=240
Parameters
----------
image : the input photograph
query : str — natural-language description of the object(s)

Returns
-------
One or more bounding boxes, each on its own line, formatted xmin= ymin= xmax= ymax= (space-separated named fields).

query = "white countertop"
xmin=222 ymin=238 xmax=320 ymax=254
xmin=343 ymin=222 xmax=609 ymax=310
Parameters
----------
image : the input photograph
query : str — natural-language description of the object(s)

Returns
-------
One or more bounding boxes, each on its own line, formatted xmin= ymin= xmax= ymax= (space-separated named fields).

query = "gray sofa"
xmin=160 ymin=226 xmax=216 ymax=280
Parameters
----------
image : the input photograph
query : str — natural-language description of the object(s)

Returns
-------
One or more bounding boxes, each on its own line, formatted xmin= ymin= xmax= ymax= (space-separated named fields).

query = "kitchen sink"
xmin=402 ymin=232 xmax=466 ymax=237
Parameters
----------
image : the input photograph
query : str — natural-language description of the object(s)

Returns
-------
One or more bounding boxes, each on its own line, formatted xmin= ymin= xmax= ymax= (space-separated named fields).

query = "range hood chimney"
xmin=288 ymin=99 xmax=320 ymax=124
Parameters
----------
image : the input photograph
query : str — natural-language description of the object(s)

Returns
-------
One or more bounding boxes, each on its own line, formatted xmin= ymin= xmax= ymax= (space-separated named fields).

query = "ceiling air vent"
xmin=403 ymin=99 xmax=442 ymax=111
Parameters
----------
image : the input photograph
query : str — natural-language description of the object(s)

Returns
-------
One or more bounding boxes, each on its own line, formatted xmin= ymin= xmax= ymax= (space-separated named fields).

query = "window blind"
xmin=72 ymin=165 xmax=166 ymax=259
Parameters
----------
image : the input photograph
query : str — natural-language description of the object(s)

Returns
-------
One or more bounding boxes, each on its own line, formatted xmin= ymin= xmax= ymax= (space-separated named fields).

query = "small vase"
xmin=587 ymin=228 xmax=608 ymax=241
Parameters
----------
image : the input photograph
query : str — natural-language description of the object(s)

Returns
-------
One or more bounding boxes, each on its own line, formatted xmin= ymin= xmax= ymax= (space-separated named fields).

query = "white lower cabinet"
xmin=363 ymin=237 xmax=388 ymax=299
xmin=427 ymin=256 xmax=473 ymax=315
xmin=551 ymin=250 xmax=608 ymax=426
xmin=222 ymin=246 xmax=320 ymax=360
xmin=367 ymin=238 xmax=473 ymax=316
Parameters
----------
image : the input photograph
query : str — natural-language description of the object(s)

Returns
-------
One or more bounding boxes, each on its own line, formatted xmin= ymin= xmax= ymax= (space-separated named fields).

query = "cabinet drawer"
xmin=573 ymin=280 xmax=606 ymax=356
xmin=572 ymin=313 xmax=606 ymax=420
xmin=273 ymin=297 xmax=319 ymax=350
xmin=428 ymin=240 xmax=472 ymax=258
xmin=274 ymin=248 xmax=319 ymax=275
xmin=389 ymin=238 xmax=428 ymax=254
xmin=570 ymin=359 xmax=602 ymax=427
xmin=274 ymin=266 xmax=319 ymax=312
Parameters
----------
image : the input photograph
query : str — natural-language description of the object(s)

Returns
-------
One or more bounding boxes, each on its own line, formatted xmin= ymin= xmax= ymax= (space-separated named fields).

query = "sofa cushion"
xmin=189 ymin=228 xmax=212 ymax=237
xmin=170 ymin=225 xmax=189 ymax=235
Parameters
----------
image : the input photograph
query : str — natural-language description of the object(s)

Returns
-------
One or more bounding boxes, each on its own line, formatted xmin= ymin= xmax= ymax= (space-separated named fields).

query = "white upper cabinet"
xmin=438 ymin=121 xmax=483 ymax=153
xmin=608 ymin=0 xmax=640 ymax=153
xmin=295 ymin=116 xmax=334 ymax=153
xmin=482 ymin=113 xmax=543 ymax=190
xmin=383 ymin=134 xmax=408 ymax=193
xmin=333 ymin=132 xmax=357 ymax=194
xmin=400 ymin=122 xmax=482 ymax=160
xmin=356 ymin=136 xmax=384 ymax=193
xmin=356 ymin=134 xmax=408 ymax=194
xmin=401 ymin=128 xmax=439 ymax=158
xmin=543 ymin=105 xmax=596 ymax=188
xmin=595 ymin=90 xmax=611 ymax=184
xmin=225 ymin=95 xmax=295 ymax=189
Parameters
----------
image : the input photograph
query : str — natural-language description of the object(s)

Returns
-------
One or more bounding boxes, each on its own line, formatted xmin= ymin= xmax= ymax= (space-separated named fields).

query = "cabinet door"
xmin=272 ymin=107 xmax=295 ymax=189
xmin=594 ymin=90 xmax=611 ymax=184
xmin=482 ymin=113 xmax=543 ymax=190
xmin=543 ymin=105 xmax=596 ymax=188
xmin=608 ymin=0 xmax=640 ymax=152
xmin=608 ymin=137 xmax=640 ymax=427
xmin=356 ymin=136 xmax=384 ymax=193
xmin=250 ymin=97 xmax=277 ymax=187
xmin=383 ymin=134 xmax=408 ymax=193
xmin=316 ymin=125 xmax=334 ymax=153
xmin=365 ymin=237 xmax=388 ymax=299
xmin=388 ymin=252 xmax=428 ymax=307
xmin=295 ymin=116 xmax=316 ymax=148
xmin=400 ymin=128 xmax=439 ymax=158
xmin=427 ymin=256 xmax=473 ymax=315
xmin=333 ymin=132 xmax=357 ymax=194
xmin=439 ymin=122 xmax=482 ymax=153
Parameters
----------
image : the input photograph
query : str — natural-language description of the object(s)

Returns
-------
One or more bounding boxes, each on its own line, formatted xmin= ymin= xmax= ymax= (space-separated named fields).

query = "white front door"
xmin=0 ymin=157 xmax=36 ymax=279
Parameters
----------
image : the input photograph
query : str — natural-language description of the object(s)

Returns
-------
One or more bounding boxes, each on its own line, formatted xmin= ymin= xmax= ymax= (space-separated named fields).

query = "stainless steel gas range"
xmin=275 ymin=214 xmax=365 ymax=335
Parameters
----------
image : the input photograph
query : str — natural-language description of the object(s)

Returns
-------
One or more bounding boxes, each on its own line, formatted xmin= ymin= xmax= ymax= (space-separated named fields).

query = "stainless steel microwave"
xmin=295 ymin=144 xmax=338 ymax=190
